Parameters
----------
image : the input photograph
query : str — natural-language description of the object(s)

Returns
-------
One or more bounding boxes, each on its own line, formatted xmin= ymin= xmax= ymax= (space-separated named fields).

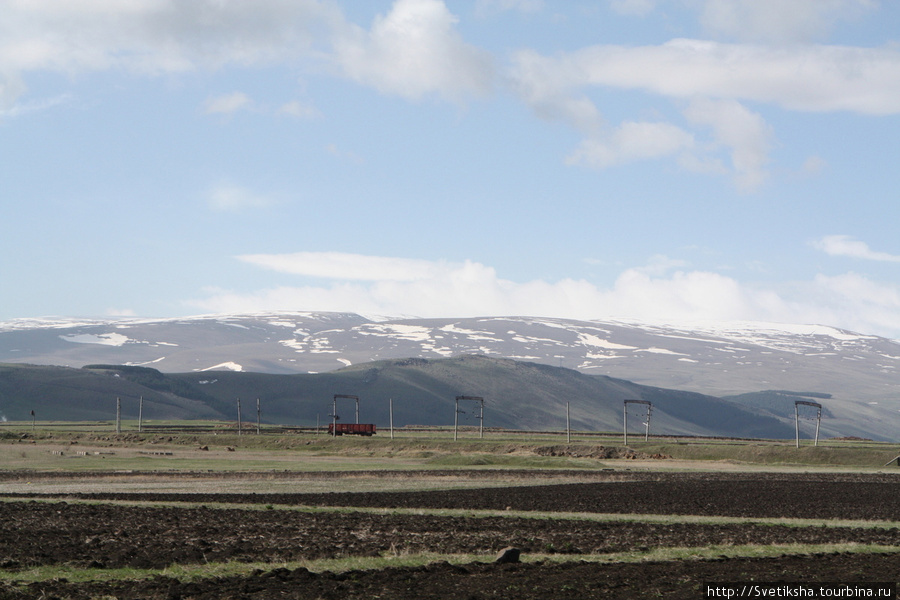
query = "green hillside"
xmin=0 ymin=356 xmax=795 ymax=438
xmin=0 ymin=363 xmax=227 ymax=421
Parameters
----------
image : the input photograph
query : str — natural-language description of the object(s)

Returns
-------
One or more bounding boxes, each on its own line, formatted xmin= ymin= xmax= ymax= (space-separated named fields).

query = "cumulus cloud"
xmin=278 ymin=100 xmax=320 ymax=118
xmin=807 ymin=272 xmax=900 ymax=336
xmin=0 ymin=0 xmax=498 ymax=109
xmin=684 ymin=98 xmax=774 ymax=191
xmin=605 ymin=0 xmax=878 ymax=43
xmin=510 ymin=35 xmax=900 ymax=187
xmin=698 ymin=0 xmax=878 ymax=43
xmin=237 ymin=252 xmax=445 ymax=281
xmin=512 ymin=39 xmax=900 ymax=116
xmin=187 ymin=251 xmax=900 ymax=338
xmin=207 ymin=183 xmax=274 ymax=211
xmin=331 ymin=0 xmax=494 ymax=102
xmin=812 ymin=235 xmax=900 ymax=263
xmin=0 ymin=0 xmax=338 ymax=105
xmin=204 ymin=92 xmax=252 ymax=115
xmin=566 ymin=121 xmax=695 ymax=169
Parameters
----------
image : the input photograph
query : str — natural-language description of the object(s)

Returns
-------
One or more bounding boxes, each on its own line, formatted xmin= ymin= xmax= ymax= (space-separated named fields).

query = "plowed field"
xmin=2 ymin=471 xmax=900 ymax=599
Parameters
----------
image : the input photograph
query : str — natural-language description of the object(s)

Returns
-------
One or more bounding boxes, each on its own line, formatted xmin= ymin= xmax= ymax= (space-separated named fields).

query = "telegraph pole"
xmin=624 ymin=400 xmax=652 ymax=445
xmin=454 ymin=396 xmax=484 ymax=441
xmin=795 ymin=400 xmax=822 ymax=447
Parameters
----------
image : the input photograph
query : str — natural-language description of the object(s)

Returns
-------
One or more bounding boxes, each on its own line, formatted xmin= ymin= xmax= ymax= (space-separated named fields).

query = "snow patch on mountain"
xmin=196 ymin=362 xmax=243 ymax=372
xmin=60 ymin=333 xmax=132 ymax=346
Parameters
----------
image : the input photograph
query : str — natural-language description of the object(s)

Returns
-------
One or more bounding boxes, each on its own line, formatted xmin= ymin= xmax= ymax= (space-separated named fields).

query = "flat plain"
xmin=1 ymin=425 xmax=899 ymax=599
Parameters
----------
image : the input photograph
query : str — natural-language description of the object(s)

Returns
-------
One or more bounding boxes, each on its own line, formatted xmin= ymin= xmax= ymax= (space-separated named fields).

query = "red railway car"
xmin=328 ymin=423 xmax=377 ymax=436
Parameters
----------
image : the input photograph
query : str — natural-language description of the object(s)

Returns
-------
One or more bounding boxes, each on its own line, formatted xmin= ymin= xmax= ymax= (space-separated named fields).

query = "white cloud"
xmin=237 ymin=252 xmax=444 ymax=281
xmin=279 ymin=100 xmax=319 ymax=118
xmin=510 ymin=49 xmax=604 ymax=133
xmin=1 ymin=0 xmax=497 ymax=110
xmin=511 ymin=39 xmax=900 ymax=117
xmin=807 ymin=272 xmax=900 ymax=336
xmin=0 ymin=1 xmax=338 ymax=103
xmin=189 ymin=251 xmax=900 ymax=338
xmin=812 ymin=235 xmax=900 ymax=263
xmin=566 ymin=120 xmax=695 ymax=168
xmin=510 ymin=35 xmax=900 ymax=187
xmin=605 ymin=0 xmax=879 ymax=43
xmin=207 ymin=183 xmax=274 ymax=212
xmin=683 ymin=98 xmax=774 ymax=191
xmin=331 ymin=0 xmax=494 ymax=102
xmin=698 ymin=0 xmax=878 ymax=43
xmin=0 ymin=92 xmax=70 ymax=118
xmin=204 ymin=92 xmax=252 ymax=115
xmin=325 ymin=143 xmax=364 ymax=163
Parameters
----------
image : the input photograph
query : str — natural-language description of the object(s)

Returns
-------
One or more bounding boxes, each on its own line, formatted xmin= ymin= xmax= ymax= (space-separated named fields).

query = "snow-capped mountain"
xmin=2 ymin=312 xmax=900 ymax=439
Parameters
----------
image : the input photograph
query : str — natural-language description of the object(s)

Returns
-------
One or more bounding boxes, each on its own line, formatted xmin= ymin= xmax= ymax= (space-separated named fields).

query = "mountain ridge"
xmin=0 ymin=356 xmax=798 ymax=440
xmin=2 ymin=311 xmax=899 ymax=439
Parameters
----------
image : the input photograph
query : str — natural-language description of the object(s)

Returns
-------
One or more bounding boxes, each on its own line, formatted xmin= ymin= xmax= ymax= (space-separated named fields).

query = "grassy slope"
xmin=1 ymin=357 xmax=800 ymax=439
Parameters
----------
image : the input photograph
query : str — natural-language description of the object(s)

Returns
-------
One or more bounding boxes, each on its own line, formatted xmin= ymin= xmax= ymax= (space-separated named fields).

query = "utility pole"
xmin=624 ymin=399 xmax=652 ymax=445
xmin=256 ymin=398 xmax=261 ymax=435
xmin=116 ymin=397 xmax=121 ymax=434
xmin=138 ymin=396 xmax=143 ymax=433
xmin=332 ymin=395 xmax=360 ymax=436
xmin=566 ymin=402 xmax=571 ymax=444
xmin=454 ymin=396 xmax=484 ymax=441
xmin=390 ymin=398 xmax=394 ymax=440
xmin=795 ymin=400 xmax=822 ymax=448
xmin=237 ymin=398 xmax=242 ymax=436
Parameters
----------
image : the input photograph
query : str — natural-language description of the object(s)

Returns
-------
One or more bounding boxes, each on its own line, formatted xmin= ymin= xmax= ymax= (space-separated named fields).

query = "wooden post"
xmin=795 ymin=402 xmax=800 ymax=448
xmin=138 ymin=396 xmax=143 ymax=433
xmin=30 ymin=410 xmax=35 ymax=432
xmin=237 ymin=398 xmax=242 ymax=436
xmin=390 ymin=398 xmax=394 ymax=440
xmin=454 ymin=397 xmax=459 ymax=441
xmin=256 ymin=398 xmax=261 ymax=435
xmin=116 ymin=397 xmax=121 ymax=434
xmin=623 ymin=402 xmax=628 ymax=445
xmin=566 ymin=402 xmax=570 ymax=444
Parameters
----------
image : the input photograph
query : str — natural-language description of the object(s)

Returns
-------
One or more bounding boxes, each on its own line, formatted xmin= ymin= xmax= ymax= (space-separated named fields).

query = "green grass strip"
xmin=2 ymin=544 xmax=900 ymax=586
xmin=5 ymin=495 xmax=900 ymax=531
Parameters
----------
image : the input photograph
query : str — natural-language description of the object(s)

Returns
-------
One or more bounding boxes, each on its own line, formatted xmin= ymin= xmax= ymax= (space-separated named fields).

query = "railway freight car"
xmin=328 ymin=423 xmax=377 ymax=436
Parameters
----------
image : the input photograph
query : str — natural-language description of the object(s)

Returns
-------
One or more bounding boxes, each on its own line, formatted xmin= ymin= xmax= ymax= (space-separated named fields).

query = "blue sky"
xmin=3 ymin=0 xmax=900 ymax=337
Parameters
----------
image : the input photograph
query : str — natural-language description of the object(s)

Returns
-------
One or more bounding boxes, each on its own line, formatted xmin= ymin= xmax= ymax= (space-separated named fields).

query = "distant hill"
xmin=0 ymin=363 xmax=225 ymax=422
xmin=2 ymin=311 xmax=898 ymax=439
xmin=0 ymin=356 xmax=797 ymax=439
